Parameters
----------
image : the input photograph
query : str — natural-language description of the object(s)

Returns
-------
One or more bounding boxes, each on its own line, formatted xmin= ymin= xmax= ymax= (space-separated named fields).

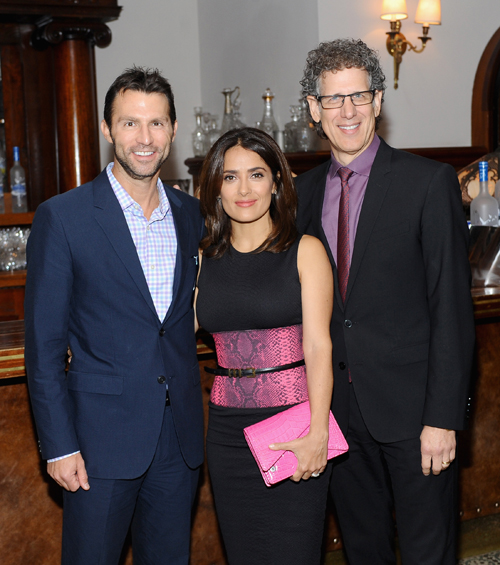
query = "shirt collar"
xmin=330 ymin=134 xmax=380 ymax=179
xmin=106 ymin=162 xmax=170 ymax=216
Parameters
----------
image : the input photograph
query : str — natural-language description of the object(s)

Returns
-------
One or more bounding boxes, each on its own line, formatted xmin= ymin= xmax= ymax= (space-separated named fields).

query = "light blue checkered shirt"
xmin=106 ymin=162 xmax=177 ymax=321
xmin=48 ymin=165 xmax=178 ymax=463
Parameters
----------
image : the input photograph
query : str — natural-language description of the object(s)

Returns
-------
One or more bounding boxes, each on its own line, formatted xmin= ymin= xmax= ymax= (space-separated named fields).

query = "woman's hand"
xmin=269 ymin=429 xmax=329 ymax=481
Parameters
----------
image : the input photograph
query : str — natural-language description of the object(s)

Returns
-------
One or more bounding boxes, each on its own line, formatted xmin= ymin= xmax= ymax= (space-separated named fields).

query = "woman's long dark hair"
xmin=199 ymin=127 xmax=298 ymax=258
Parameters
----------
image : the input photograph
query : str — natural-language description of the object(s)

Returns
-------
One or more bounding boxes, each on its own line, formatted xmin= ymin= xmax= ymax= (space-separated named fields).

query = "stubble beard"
xmin=111 ymin=135 xmax=170 ymax=181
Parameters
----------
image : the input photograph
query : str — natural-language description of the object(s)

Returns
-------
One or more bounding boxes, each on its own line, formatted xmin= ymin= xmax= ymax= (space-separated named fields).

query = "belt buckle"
xmin=228 ymin=367 xmax=256 ymax=378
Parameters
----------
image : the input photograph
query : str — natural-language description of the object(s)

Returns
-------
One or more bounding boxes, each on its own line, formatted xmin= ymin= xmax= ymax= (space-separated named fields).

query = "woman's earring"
xmin=216 ymin=196 xmax=221 ymax=202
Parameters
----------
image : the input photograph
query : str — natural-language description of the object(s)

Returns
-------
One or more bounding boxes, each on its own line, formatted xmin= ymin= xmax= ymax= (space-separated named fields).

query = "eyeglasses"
xmin=315 ymin=90 xmax=376 ymax=109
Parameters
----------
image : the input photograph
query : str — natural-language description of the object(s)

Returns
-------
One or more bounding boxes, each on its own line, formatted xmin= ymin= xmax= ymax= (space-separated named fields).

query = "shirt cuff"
xmin=47 ymin=451 xmax=80 ymax=463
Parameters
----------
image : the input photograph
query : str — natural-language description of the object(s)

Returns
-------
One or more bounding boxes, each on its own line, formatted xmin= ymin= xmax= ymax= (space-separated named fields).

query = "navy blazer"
xmin=24 ymin=170 xmax=205 ymax=479
xmin=296 ymin=138 xmax=475 ymax=442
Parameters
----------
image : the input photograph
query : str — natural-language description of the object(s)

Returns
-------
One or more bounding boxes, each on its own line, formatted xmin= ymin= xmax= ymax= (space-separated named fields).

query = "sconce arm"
xmin=406 ymin=26 xmax=432 ymax=53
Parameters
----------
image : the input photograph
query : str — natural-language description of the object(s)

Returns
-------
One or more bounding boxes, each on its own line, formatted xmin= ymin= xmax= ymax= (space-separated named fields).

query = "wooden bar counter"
xmin=1 ymin=289 xmax=499 ymax=563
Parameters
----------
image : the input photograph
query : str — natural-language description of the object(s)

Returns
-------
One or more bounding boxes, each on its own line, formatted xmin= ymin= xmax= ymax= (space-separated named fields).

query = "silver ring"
xmin=311 ymin=472 xmax=320 ymax=478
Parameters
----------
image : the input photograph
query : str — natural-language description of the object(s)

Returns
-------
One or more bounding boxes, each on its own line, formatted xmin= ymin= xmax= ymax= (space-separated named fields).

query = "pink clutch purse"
xmin=243 ymin=401 xmax=348 ymax=487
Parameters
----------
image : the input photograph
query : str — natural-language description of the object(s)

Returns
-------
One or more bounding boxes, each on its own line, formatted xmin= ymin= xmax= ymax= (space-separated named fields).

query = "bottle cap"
xmin=479 ymin=161 xmax=488 ymax=183
xmin=13 ymin=146 xmax=20 ymax=162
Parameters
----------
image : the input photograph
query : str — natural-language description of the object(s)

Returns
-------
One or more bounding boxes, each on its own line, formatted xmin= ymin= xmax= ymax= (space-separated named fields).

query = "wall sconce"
xmin=381 ymin=0 xmax=441 ymax=89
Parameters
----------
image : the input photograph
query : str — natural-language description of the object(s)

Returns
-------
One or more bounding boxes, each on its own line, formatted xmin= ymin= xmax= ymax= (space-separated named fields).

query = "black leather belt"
xmin=204 ymin=359 xmax=305 ymax=378
xmin=165 ymin=389 xmax=171 ymax=406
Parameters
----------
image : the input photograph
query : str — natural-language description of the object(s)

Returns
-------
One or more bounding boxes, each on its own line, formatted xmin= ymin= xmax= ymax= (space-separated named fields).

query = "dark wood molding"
xmin=0 ymin=1 xmax=121 ymax=22
xmin=31 ymin=19 xmax=112 ymax=50
xmin=471 ymin=26 xmax=500 ymax=151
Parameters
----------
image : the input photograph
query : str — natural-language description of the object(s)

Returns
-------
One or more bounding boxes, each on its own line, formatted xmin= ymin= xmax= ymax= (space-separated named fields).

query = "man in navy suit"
xmin=296 ymin=40 xmax=475 ymax=564
xmin=24 ymin=67 xmax=205 ymax=564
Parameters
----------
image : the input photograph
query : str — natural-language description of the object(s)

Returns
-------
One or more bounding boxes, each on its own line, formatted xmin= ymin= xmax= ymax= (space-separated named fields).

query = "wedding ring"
xmin=442 ymin=461 xmax=450 ymax=466
xmin=311 ymin=472 xmax=321 ymax=477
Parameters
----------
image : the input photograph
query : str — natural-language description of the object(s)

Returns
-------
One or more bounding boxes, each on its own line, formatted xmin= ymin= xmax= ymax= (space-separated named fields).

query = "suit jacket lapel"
xmin=162 ymin=184 xmax=190 ymax=324
xmin=344 ymin=139 xmax=392 ymax=304
xmin=92 ymin=170 xmax=158 ymax=319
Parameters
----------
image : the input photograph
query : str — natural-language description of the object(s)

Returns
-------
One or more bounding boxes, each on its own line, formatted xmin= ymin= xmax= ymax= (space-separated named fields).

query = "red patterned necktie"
xmin=337 ymin=167 xmax=353 ymax=303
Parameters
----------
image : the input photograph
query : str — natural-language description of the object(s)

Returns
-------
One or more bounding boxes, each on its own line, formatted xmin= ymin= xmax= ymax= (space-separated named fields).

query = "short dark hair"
xmin=300 ymin=38 xmax=386 ymax=138
xmin=199 ymin=127 xmax=298 ymax=259
xmin=103 ymin=66 xmax=176 ymax=129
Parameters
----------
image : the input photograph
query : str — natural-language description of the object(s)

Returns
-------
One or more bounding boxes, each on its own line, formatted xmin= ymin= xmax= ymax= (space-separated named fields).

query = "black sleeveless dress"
xmin=197 ymin=237 xmax=332 ymax=565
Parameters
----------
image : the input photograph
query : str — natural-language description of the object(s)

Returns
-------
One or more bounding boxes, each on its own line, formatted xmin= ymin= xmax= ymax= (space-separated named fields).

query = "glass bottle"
xmin=207 ymin=114 xmax=221 ymax=149
xmin=256 ymin=88 xmax=279 ymax=141
xmin=494 ymin=178 xmax=500 ymax=216
xmin=283 ymin=105 xmax=300 ymax=153
xmin=470 ymin=161 xmax=498 ymax=226
xmin=220 ymin=87 xmax=240 ymax=135
xmin=295 ymin=100 xmax=315 ymax=152
xmin=192 ymin=107 xmax=207 ymax=157
xmin=10 ymin=146 xmax=28 ymax=213
xmin=232 ymin=98 xmax=246 ymax=129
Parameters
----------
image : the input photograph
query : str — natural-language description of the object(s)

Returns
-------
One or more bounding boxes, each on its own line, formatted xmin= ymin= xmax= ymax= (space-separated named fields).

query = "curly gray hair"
xmin=300 ymin=38 xmax=386 ymax=139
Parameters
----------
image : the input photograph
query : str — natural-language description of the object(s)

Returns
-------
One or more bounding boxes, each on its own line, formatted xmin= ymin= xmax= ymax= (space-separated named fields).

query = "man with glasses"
xmin=296 ymin=38 xmax=475 ymax=564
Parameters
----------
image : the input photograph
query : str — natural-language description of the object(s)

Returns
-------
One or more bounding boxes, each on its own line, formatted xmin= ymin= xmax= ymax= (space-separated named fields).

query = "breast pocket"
xmin=180 ymin=251 xmax=199 ymax=292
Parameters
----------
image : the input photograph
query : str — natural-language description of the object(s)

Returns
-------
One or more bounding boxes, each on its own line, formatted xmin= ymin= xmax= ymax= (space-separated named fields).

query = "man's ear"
xmin=100 ymin=119 xmax=113 ymax=144
xmin=306 ymin=96 xmax=321 ymax=124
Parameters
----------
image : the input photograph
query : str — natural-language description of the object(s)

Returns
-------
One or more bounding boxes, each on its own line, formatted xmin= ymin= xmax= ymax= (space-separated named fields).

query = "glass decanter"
xmin=295 ymin=100 xmax=315 ymax=152
xmin=192 ymin=107 xmax=207 ymax=157
xmin=256 ymin=88 xmax=279 ymax=141
xmin=283 ymin=105 xmax=300 ymax=153
xmin=220 ymin=87 xmax=240 ymax=135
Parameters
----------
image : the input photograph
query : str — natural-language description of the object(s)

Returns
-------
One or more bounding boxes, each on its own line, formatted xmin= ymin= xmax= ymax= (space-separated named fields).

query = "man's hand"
xmin=47 ymin=452 xmax=90 ymax=492
xmin=420 ymin=425 xmax=456 ymax=476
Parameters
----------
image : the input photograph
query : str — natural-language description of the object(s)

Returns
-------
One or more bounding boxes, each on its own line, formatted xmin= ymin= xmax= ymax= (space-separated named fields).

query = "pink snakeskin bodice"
xmin=210 ymin=324 xmax=308 ymax=408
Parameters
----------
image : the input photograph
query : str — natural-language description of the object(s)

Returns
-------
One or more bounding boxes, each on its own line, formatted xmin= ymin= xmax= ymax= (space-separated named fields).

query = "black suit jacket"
xmin=296 ymin=138 xmax=475 ymax=442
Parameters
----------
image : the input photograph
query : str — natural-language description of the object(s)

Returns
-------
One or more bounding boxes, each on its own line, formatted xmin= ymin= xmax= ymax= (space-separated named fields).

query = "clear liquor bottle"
xmin=10 ymin=146 xmax=27 ymax=213
xmin=470 ymin=161 xmax=498 ymax=226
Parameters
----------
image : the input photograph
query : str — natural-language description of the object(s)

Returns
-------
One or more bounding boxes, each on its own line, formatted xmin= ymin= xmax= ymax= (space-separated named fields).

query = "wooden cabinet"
xmin=0 ymin=0 xmax=122 ymax=319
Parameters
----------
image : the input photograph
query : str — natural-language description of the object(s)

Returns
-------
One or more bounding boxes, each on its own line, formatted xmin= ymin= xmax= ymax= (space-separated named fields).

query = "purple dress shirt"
xmin=322 ymin=135 xmax=380 ymax=266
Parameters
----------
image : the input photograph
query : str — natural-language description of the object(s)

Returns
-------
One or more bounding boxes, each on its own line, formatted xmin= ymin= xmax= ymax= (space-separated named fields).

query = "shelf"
xmin=0 ymin=270 xmax=26 ymax=288
xmin=0 ymin=193 xmax=34 ymax=226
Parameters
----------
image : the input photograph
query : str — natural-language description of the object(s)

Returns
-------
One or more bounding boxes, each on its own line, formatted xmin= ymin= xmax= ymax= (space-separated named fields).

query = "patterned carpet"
xmin=459 ymin=551 xmax=500 ymax=564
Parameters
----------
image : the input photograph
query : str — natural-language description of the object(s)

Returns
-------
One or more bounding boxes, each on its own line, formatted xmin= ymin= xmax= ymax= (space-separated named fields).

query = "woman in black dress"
xmin=195 ymin=128 xmax=334 ymax=564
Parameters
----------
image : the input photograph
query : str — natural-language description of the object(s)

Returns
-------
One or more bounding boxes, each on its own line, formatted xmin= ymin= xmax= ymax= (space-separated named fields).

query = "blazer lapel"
xmin=344 ymin=139 xmax=392 ymax=304
xmin=92 ymin=170 xmax=158 ymax=319
xmin=162 ymin=184 xmax=190 ymax=324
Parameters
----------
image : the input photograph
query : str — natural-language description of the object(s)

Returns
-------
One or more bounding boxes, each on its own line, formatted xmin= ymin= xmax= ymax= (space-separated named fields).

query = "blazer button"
xmin=157 ymin=375 xmax=166 ymax=384
xmin=339 ymin=362 xmax=346 ymax=370
xmin=344 ymin=320 xmax=352 ymax=328
xmin=159 ymin=329 xmax=165 ymax=336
